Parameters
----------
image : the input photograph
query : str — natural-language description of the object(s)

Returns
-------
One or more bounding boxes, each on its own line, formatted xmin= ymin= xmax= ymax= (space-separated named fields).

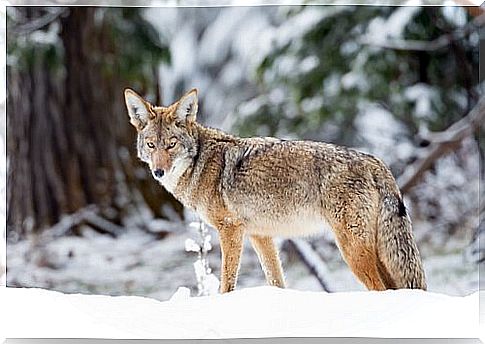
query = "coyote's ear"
xmin=175 ymin=89 xmax=198 ymax=124
xmin=124 ymin=89 xmax=154 ymax=130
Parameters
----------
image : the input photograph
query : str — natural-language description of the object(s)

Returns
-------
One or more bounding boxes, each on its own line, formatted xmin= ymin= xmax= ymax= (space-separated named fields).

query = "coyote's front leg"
xmin=218 ymin=225 xmax=244 ymax=293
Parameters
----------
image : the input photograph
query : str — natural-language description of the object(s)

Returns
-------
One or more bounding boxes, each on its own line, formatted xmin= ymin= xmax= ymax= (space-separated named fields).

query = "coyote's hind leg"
xmin=333 ymin=218 xmax=387 ymax=291
xmin=337 ymin=236 xmax=387 ymax=291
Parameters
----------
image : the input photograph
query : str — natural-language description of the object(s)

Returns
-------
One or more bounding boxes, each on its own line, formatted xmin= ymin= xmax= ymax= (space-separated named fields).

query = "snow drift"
xmin=1 ymin=286 xmax=479 ymax=339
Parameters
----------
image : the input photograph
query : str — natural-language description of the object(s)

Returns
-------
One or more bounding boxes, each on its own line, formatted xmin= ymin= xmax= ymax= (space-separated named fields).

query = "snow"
xmin=270 ymin=7 xmax=345 ymax=54
xmin=404 ymin=83 xmax=439 ymax=119
xmin=366 ymin=7 xmax=420 ymax=43
xmin=341 ymin=50 xmax=371 ymax=92
xmin=7 ymin=216 xmax=479 ymax=301
xmin=7 ymin=228 xmax=199 ymax=300
xmin=29 ymin=21 xmax=60 ymax=45
xmin=354 ymin=103 xmax=412 ymax=162
xmin=198 ymin=7 xmax=252 ymax=67
xmin=301 ymin=95 xmax=324 ymax=114
xmin=0 ymin=286 xmax=479 ymax=339
xmin=185 ymin=221 xmax=220 ymax=296
xmin=442 ymin=5 xmax=467 ymax=27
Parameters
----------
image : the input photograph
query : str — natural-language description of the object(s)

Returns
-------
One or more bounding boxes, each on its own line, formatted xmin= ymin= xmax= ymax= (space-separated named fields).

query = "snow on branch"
xmin=359 ymin=13 xmax=485 ymax=52
xmin=185 ymin=220 xmax=219 ymax=296
xmin=288 ymin=238 xmax=332 ymax=292
xmin=398 ymin=95 xmax=485 ymax=194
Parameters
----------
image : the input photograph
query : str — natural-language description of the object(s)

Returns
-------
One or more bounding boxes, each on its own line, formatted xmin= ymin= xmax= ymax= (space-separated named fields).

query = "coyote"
xmin=124 ymin=88 xmax=426 ymax=293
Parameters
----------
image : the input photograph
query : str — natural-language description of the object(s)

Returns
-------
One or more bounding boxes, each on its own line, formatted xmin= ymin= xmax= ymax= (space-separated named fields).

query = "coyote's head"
xmin=124 ymin=88 xmax=199 ymax=191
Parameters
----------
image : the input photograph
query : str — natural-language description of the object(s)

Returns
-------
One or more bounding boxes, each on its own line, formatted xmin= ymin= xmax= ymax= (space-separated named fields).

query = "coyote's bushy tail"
xmin=376 ymin=190 xmax=427 ymax=290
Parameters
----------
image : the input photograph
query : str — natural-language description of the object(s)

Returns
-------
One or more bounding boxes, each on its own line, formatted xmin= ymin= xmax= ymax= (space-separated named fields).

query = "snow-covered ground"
xmin=6 ymin=223 xmax=478 ymax=300
xmin=0 ymin=286 xmax=479 ymax=339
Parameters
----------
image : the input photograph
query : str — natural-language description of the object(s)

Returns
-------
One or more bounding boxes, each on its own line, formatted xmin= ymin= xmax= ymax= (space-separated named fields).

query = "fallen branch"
xmin=48 ymin=205 xmax=98 ymax=238
xmin=288 ymin=238 xmax=332 ymax=292
xmin=82 ymin=212 xmax=125 ymax=237
xmin=398 ymin=95 xmax=485 ymax=194
xmin=145 ymin=218 xmax=187 ymax=237
xmin=47 ymin=205 xmax=123 ymax=238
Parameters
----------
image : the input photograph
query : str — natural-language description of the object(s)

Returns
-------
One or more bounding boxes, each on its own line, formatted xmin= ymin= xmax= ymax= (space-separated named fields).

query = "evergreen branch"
xmin=359 ymin=13 xmax=485 ymax=52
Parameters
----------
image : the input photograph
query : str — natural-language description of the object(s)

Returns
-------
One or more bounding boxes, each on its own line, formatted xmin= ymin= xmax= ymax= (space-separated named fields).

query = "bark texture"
xmin=7 ymin=8 xmax=181 ymax=236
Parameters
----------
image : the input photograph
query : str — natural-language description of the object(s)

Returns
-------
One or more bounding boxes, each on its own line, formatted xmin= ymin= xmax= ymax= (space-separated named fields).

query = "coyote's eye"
xmin=146 ymin=142 xmax=155 ymax=149
xmin=167 ymin=138 xmax=177 ymax=150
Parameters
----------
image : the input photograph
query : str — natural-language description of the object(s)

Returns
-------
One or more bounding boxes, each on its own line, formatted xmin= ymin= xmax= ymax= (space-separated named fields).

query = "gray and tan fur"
xmin=124 ymin=88 xmax=427 ymax=293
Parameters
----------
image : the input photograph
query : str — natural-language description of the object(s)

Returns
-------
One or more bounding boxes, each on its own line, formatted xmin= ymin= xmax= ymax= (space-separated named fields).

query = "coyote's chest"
xmin=159 ymin=158 xmax=192 ymax=194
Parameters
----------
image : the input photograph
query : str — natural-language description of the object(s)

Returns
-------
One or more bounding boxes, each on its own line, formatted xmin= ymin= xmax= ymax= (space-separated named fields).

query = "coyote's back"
xmin=125 ymin=88 xmax=427 ymax=293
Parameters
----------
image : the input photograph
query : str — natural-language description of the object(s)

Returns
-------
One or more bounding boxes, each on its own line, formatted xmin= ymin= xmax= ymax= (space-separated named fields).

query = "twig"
xmin=288 ymin=238 xmax=332 ymax=292
xmin=359 ymin=13 xmax=485 ymax=52
xmin=398 ymin=95 xmax=485 ymax=194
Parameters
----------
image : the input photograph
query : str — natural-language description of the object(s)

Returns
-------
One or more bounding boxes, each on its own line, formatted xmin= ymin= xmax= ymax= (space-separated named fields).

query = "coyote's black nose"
xmin=153 ymin=169 xmax=164 ymax=178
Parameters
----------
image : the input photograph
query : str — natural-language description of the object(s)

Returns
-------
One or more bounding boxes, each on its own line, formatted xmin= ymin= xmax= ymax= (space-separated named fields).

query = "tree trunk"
xmin=7 ymin=7 xmax=181 ymax=237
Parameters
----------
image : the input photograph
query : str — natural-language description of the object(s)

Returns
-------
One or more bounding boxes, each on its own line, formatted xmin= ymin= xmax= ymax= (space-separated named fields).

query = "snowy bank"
xmin=1 ymin=286 xmax=479 ymax=339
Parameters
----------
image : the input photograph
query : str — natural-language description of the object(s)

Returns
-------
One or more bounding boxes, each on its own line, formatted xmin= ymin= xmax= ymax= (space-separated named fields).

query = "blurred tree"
xmin=236 ymin=7 xmax=480 ymax=145
xmin=7 ymin=7 xmax=179 ymax=237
